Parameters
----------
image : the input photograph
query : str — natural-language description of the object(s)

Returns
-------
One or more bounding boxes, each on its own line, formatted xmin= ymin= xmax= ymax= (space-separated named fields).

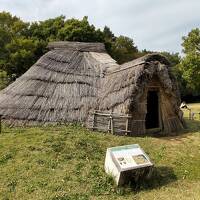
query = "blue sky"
xmin=0 ymin=0 xmax=199 ymax=53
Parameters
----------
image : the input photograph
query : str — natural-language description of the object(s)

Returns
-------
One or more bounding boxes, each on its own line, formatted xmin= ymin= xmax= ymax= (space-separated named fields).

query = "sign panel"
xmin=110 ymin=144 xmax=152 ymax=171
xmin=105 ymin=144 xmax=153 ymax=185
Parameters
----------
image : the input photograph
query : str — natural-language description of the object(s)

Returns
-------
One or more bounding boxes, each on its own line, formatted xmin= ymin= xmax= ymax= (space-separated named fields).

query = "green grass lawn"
xmin=0 ymin=104 xmax=200 ymax=200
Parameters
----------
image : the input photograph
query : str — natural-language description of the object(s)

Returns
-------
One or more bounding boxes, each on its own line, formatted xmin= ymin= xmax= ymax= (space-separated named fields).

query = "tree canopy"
xmin=180 ymin=28 xmax=200 ymax=95
xmin=0 ymin=12 xmax=45 ymax=78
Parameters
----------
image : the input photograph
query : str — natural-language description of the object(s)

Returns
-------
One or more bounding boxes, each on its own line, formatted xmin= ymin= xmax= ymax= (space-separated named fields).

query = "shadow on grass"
xmin=156 ymin=119 xmax=200 ymax=142
xmin=181 ymin=119 xmax=200 ymax=133
xmin=134 ymin=119 xmax=200 ymax=140
xmin=129 ymin=166 xmax=177 ymax=191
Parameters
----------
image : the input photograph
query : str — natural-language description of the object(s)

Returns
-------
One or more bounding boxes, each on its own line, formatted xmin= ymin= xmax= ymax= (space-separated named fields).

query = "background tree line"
xmin=0 ymin=11 xmax=199 ymax=100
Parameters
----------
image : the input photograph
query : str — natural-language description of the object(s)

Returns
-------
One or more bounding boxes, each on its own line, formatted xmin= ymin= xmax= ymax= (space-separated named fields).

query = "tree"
xmin=179 ymin=28 xmax=200 ymax=94
xmin=110 ymin=36 xmax=138 ymax=64
xmin=4 ymin=38 xmax=44 ymax=77
xmin=0 ymin=12 xmax=30 ymax=77
xmin=180 ymin=53 xmax=200 ymax=94
xmin=57 ymin=16 xmax=104 ymax=42
xmin=28 ymin=16 xmax=65 ymax=41
xmin=0 ymin=11 xmax=28 ymax=35
xmin=182 ymin=28 xmax=200 ymax=54
xmin=103 ymin=26 xmax=116 ymax=42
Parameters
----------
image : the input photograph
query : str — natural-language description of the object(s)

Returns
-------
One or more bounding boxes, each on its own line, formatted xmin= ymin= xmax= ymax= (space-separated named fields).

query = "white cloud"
xmin=0 ymin=0 xmax=199 ymax=53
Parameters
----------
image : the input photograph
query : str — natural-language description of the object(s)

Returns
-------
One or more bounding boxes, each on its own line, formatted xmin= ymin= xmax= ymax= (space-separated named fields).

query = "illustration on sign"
xmin=109 ymin=144 xmax=152 ymax=171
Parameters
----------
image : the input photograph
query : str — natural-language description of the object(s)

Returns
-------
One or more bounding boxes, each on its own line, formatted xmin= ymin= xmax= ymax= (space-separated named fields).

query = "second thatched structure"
xmin=92 ymin=54 xmax=185 ymax=135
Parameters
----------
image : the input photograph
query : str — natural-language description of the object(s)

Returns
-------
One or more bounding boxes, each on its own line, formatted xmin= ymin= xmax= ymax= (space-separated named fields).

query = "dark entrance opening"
xmin=145 ymin=90 xmax=159 ymax=129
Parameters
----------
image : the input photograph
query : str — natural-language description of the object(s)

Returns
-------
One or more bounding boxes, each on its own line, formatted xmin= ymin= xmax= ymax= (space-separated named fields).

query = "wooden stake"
xmin=107 ymin=117 xmax=111 ymax=133
xmin=92 ymin=111 xmax=96 ymax=130
xmin=189 ymin=110 xmax=191 ymax=120
xmin=0 ymin=115 xmax=1 ymax=134
xmin=110 ymin=112 xmax=114 ymax=134
xmin=125 ymin=114 xmax=129 ymax=135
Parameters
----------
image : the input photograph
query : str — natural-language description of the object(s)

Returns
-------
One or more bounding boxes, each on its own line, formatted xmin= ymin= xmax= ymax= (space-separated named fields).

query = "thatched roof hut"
xmin=96 ymin=54 xmax=185 ymax=135
xmin=0 ymin=41 xmax=185 ymax=135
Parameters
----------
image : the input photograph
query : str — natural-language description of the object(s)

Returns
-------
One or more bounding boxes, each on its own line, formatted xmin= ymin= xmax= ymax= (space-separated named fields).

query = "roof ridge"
xmin=47 ymin=41 xmax=106 ymax=53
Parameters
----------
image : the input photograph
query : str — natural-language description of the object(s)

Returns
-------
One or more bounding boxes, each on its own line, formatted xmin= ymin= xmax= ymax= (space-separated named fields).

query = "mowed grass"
xmin=0 ymin=104 xmax=200 ymax=200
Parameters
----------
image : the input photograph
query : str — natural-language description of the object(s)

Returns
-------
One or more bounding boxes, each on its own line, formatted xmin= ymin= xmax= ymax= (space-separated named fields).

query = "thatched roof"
xmin=0 ymin=41 xmax=118 ymax=125
xmin=98 ymin=53 xmax=180 ymax=112
xmin=0 ymin=41 xmax=181 ymax=127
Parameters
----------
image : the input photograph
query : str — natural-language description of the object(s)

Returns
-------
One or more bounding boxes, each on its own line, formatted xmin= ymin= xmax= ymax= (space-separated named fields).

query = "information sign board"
xmin=105 ymin=144 xmax=153 ymax=185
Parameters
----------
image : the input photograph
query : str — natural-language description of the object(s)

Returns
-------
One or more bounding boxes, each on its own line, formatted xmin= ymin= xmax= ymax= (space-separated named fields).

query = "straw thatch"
xmin=0 ymin=42 xmax=119 ymax=125
xmin=99 ymin=53 xmax=176 ymax=111
xmin=96 ymin=53 xmax=185 ymax=135
xmin=0 ymin=41 xmax=185 ymax=135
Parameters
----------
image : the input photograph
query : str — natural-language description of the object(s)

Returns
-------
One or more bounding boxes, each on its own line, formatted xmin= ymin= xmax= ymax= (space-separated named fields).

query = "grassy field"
xmin=0 ymin=104 xmax=200 ymax=200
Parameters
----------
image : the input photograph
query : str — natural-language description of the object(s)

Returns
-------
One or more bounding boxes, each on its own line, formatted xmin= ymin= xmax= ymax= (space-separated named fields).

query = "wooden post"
xmin=110 ymin=112 xmax=114 ymax=134
xmin=0 ymin=115 xmax=1 ymax=134
xmin=189 ymin=109 xmax=191 ymax=120
xmin=107 ymin=116 xmax=111 ymax=133
xmin=125 ymin=114 xmax=129 ymax=135
xmin=191 ymin=112 xmax=194 ymax=120
xmin=92 ymin=111 xmax=96 ymax=130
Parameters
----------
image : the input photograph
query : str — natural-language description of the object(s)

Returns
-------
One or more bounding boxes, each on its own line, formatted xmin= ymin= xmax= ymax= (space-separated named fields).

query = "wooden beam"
xmin=105 ymin=61 xmax=145 ymax=75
